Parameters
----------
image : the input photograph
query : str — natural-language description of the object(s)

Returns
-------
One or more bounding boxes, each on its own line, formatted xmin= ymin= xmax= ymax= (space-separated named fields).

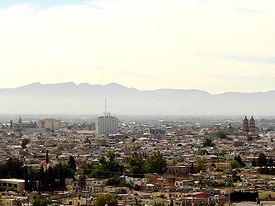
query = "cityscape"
xmin=1 ymin=112 xmax=275 ymax=206
xmin=1 ymin=0 xmax=275 ymax=206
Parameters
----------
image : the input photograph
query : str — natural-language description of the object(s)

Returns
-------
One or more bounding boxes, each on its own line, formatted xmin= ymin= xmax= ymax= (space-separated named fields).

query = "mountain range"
xmin=0 ymin=82 xmax=274 ymax=115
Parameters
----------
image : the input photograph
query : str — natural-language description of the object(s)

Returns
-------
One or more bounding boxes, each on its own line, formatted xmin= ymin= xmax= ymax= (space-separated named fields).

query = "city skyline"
xmin=1 ymin=0 xmax=275 ymax=93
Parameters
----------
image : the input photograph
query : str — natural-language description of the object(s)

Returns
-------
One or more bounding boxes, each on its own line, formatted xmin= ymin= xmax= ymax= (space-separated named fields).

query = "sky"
xmin=0 ymin=0 xmax=275 ymax=93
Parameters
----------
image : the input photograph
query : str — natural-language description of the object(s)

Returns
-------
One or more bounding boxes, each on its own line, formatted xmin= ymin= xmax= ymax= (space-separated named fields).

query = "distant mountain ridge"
xmin=0 ymin=82 xmax=274 ymax=115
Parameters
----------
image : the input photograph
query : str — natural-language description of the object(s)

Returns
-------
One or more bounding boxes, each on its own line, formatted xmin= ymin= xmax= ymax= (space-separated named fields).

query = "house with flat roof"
xmin=0 ymin=179 xmax=25 ymax=193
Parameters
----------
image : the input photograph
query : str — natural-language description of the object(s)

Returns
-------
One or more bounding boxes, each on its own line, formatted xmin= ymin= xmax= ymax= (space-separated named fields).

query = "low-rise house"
xmin=0 ymin=179 xmax=25 ymax=194
xmin=167 ymin=165 xmax=191 ymax=176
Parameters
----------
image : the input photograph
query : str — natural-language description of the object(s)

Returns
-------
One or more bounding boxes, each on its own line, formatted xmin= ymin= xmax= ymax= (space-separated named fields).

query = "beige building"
xmin=37 ymin=118 xmax=61 ymax=129
xmin=0 ymin=198 xmax=20 ymax=206
xmin=0 ymin=179 xmax=25 ymax=193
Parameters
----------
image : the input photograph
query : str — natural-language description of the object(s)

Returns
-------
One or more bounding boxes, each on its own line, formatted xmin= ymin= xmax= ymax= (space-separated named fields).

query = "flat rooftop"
xmin=0 ymin=179 xmax=25 ymax=183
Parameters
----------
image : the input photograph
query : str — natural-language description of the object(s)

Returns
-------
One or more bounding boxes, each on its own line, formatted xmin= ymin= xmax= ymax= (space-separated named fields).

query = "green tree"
xmin=78 ymin=174 xmax=86 ymax=189
xmin=128 ymin=152 xmax=145 ymax=177
xmin=94 ymin=194 xmax=118 ymax=206
xmin=247 ymin=136 xmax=253 ymax=141
xmin=81 ymin=162 xmax=96 ymax=176
xmin=203 ymin=137 xmax=215 ymax=147
xmin=257 ymin=153 xmax=267 ymax=167
xmin=28 ymin=167 xmax=38 ymax=191
xmin=216 ymin=131 xmax=228 ymax=139
xmin=21 ymin=138 xmax=31 ymax=149
xmin=107 ymin=151 xmax=115 ymax=162
xmin=23 ymin=166 xmax=30 ymax=191
xmin=48 ymin=166 xmax=55 ymax=191
xmin=145 ymin=152 xmax=167 ymax=174
xmin=106 ymin=177 xmax=122 ymax=186
xmin=234 ymin=155 xmax=246 ymax=168
xmin=38 ymin=166 xmax=46 ymax=191
xmin=68 ymin=155 xmax=77 ymax=171
xmin=190 ymin=162 xmax=196 ymax=174
xmin=32 ymin=198 xmax=52 ymax=206
xmin=196 ymin=159 xmax=206 ymax=172
xmin=81 ymin=152 xmax=124 ymax=178
xmin=106 ymin=177 xmax=133 ymax=188
xmin=230 ymin=160 xmax=240 ymax=169
xmin=0 ymin=158 xmax=24 ymax=178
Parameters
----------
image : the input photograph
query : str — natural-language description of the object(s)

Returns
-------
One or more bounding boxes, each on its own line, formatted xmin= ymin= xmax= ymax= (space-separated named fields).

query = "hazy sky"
xmin=0 ymin=0 xmax=275 ymax=93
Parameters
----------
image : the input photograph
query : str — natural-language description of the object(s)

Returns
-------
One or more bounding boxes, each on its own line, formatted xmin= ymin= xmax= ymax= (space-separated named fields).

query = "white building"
xmin=95 ymin=113 xmax=118 ymax=135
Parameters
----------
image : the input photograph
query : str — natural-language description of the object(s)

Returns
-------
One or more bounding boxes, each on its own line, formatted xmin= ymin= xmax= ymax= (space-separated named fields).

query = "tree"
xmin=247 ymin=136 xmax=253 ymax=141
xmin=230 ymin=160 xmax=240 ymax=169
xmin=257 ymin=153 xmax=267 ymax=167
xmin=203 ymin=137 xmax=215 ymax=147
xmin=78 ymin=174 xmax=86 ymax=190
xmin=107 ymin=151 xmax=115 ymax=162
xmin=196 ymin=159 xmax=206 ymax=172
xmin=32 ymin=198 xmax=52 ymax=206
xmin=68 ymin=155 xmax=77 ymax=171
xmin=0 ymin=158 xmax=24 ymax=178
xmin=38 ymin=166 xmax=46 ymax=191
xmin=23 ymin=166 xmax=30 ymax=191
xmin=198 ymin=149 xmax=209 ymax=155
xmin=21 ymin=138 xmax=30 ymax=149
xmin=47 ymin=166 xmax=55 ymax=191
xmin=216 ymin=131 xmax=228 ymax=139
xmin=53 ymin=163 xmax=74 ymax=189
xmin=128 ymin=152 xmax=145 ymax=177
xmin=232 ymin=173 xmax=241 ymax=182
xmin=145 ymin=152 xmax=167 ymax=174
xmin=190 ymin=162 xmax=196 ymax=174
xmin=94 ymin=193 xmax=118 ymax=206
xmin=104 ymin=152 xmax=124 ymax=178
xmin=234 ymin=155 xmax=246 ymax=168
xmin=106 ymin=177 xmax=122 ymax=186
xmin=81 ymin=152 xmax=124 ymax=179
xmin=268 ymin=158 xmax=274 ymax=166
xmin=106 ymin=177 xmax=133 ymax=188
xmin=81 ymin=162 xmax=96 ymax=177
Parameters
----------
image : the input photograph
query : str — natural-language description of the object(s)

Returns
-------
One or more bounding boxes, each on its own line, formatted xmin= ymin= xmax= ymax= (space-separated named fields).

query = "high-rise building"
xmin=243 ymin=116 xmax=249 ymax=133
xmin=95 ymin=113 xmax=118 ymax=135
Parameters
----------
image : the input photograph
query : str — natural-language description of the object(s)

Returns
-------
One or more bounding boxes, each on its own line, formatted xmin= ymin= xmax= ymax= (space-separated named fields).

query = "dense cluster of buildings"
xmin=0 ymin=114 xmax=275 ymax=206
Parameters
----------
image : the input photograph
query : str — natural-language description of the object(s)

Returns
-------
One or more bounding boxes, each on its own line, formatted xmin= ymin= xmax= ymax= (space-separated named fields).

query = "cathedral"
xmin=243 ymin=116 xmax=256 ymax=133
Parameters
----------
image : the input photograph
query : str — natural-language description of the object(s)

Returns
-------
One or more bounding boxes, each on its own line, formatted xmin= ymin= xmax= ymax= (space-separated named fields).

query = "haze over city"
xmin=0 ymin=82 xmax=275 ymax=115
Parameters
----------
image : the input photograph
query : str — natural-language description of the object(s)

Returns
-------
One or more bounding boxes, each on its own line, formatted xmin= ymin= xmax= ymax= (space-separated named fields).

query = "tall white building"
xmin=95 ymin=113 xmax=118 ymax=135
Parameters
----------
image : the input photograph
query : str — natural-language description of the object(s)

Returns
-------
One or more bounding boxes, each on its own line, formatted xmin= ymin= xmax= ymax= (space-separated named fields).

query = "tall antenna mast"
xmin=105 ymin=98 xmax=107 ymax=116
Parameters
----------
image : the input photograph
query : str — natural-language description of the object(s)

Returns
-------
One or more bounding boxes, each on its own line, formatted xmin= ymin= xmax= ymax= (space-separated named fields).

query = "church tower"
xmin=249 ymin=116 xmax=256 ymax=133
xmin=243 ymin=116 xmax=249 ymax=133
